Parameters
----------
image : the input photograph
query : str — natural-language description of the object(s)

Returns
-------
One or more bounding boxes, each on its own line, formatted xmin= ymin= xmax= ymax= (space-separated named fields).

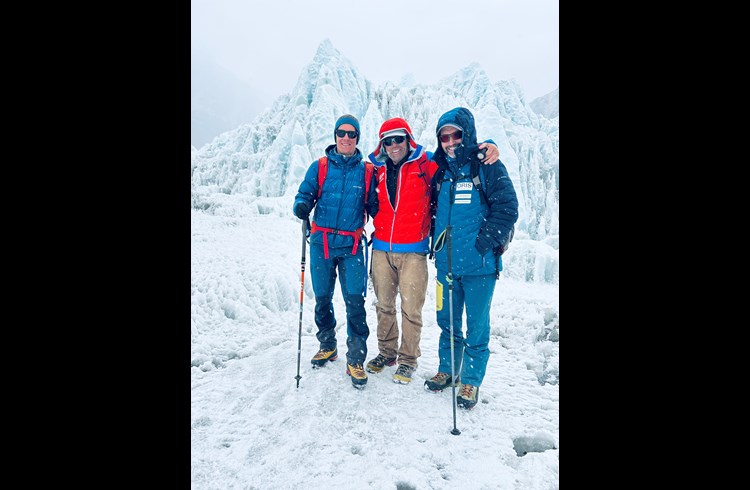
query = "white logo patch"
xmin=456 ymin=182 xmax=473 ymax=191
xmin=454 ymin=193 xmax=471 ymax=204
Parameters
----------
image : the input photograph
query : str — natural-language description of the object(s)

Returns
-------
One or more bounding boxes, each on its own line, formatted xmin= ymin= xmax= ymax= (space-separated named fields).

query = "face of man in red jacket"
xmin=383 ymin=135 xmax=409 ymax=164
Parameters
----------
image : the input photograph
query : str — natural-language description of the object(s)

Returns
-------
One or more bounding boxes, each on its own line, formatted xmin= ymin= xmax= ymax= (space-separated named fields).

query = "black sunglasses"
xmin=439 ymin=130 xmax=463 ymax=143
xmin=383 ymin=135 xmax=406 ymax=146
xmin=336 ymin=129 xmax=358 ymax=139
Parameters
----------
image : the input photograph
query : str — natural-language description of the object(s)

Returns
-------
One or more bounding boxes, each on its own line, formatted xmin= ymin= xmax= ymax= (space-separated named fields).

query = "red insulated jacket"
xmin=366 ymin=117 xmax=438 ymax=253
xmin=372 ymin=148 xmax=437 ymax=252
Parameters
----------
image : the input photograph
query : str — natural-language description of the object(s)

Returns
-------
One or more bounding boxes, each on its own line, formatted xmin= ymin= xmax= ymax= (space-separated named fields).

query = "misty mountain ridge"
xmin=530 ymin=87 xmax=559 ymax=119
xmin=191 ymin=48 xmax=265 ymax=148
xmin=191 ymin=39 xmax=558 ymax=284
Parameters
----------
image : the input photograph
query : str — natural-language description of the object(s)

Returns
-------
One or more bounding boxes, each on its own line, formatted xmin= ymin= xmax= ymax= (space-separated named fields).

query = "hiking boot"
xmin=456 ymin=383 xmax=479 ymax=410
xmin=311 ymin=347 xmax=338 ymax=368
xmin=392 ymin=364 xmax=415 ymax=384
xmin=366 ymin=353 xmax=397 ymax=373
xmin=346 ymin=362 xmax=368 ymax=389
xmin=424 ymin=372 xmax=458 ymax=392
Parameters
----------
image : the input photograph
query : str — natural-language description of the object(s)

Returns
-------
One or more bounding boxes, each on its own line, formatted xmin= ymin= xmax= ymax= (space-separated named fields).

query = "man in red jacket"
xmin=364 ymin=118 xmax=498 ymax=384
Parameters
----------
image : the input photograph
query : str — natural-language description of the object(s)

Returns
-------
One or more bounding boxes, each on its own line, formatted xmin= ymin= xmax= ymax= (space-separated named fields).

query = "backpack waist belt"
xmin=310 ymin=221 xmax=365 ymax=259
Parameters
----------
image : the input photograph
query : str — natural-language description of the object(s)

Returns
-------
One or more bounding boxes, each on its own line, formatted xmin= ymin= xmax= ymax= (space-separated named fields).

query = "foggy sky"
xmin=191 ymin=0 xmax=559 ymax=113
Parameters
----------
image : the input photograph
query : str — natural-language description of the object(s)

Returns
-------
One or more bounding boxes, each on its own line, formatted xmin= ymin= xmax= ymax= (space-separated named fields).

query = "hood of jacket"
xmin=367 ymin=117 xmax=420 ymax=165
xmin=433 ymin=107 xmax=480 ymax=170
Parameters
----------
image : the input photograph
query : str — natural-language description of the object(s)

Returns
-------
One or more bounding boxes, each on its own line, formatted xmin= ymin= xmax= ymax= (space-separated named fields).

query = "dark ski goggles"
xmin=383 ymin=135 xmax=406 ymax=146
xmin=336 ymin=130 xmax=358 ymax=139
xmin=439 ymin=130 xmax=463 ymax=143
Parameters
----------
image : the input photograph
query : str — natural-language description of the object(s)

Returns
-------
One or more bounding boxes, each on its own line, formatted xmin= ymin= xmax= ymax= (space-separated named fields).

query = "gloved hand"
xmin=476 ymin=239 xmax=507 ymax=256
xmin=294 ymin=202 xmax=310 ymax=220
xmin=475 ymin=231 xmax=492 ymax=256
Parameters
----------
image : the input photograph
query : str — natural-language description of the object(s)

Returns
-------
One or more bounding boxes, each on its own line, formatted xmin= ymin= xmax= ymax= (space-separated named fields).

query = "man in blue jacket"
xmin=424 ymin=107 xmax=519 ymax=409
xmin=293 ymin=114 xmax=379 ymax=389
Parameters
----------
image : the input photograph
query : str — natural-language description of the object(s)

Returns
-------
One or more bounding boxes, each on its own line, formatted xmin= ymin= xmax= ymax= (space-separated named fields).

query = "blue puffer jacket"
xmin=432 ymin=107 xmax=519 ymax=276
xmin=293 ymin=144 xmax=379 ymax=250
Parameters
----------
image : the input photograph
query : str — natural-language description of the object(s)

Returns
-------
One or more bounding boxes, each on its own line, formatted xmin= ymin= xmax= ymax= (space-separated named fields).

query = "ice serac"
xmin=192 ymin=40 xmax=559 ymax=284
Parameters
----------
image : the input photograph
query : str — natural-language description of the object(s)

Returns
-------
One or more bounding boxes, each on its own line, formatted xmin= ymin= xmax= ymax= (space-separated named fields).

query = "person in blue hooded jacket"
xmin=292 ymin=114 xmax=379 ymax=389
xmin=424 ymin=107 xmax=519 ymax=409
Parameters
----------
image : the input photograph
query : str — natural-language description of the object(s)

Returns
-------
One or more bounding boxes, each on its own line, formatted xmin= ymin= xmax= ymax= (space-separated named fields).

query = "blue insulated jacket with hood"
xmin=432 ymin=107 xmax=519 ymax=277
xmin=293 ymin=144 xmax=379 ymax=250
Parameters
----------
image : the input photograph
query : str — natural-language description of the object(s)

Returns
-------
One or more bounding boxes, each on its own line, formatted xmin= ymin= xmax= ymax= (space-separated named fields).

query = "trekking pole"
xmin=446 ymin=222 xmax=461 ymax=436
xmin=295 ymin=218 xmax=309 ymax=388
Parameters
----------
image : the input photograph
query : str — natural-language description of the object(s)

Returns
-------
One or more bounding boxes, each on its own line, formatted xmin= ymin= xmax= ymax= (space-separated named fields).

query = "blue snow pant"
xmin=310 ymin=242 xmax=369 ymax=365
xmin=435 ymin=271 xmax=496 ymax=387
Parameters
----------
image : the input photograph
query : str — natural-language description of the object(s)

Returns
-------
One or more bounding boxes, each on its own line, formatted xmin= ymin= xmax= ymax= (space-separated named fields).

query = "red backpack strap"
xmin=317 ymin=156 xmax=328 ymax=199
xmin=364 ymin=162 xmax=374 ymax=195
xmin=363 ymin=162 xmax=375 ymax=224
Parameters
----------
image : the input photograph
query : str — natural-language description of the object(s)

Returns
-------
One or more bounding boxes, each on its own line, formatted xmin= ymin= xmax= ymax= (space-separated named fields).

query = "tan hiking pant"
xmin=371 ymin=250 xmax=428 ymax=368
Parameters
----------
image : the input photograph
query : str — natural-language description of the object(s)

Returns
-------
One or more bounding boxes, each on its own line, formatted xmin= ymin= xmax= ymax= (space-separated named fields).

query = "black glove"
xmin=475 ymin=232 xmax=493 ymax=256
xmin=294 ymin=202 xmax=310 ymax=220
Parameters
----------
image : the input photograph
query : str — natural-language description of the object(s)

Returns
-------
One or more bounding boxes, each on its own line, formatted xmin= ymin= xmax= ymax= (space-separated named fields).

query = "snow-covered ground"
xmin=191 ymin=209 xmax=559 ymax=489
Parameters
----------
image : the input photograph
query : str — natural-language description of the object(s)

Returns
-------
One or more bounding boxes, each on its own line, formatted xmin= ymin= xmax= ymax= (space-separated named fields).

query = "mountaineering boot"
xmin=424 ymin=372 xmax=458 ymax=392
xmin=392 ymin=364 xmax=415 ymax=384
xmin=346 ymin=362 xmax=368 ymax=389
xmin=365 ymin=353 xmax=397 ymax=373
xmin=456 ymin=384 xmax=479 ymax=410
xmin=311 ymin=347 xmax=338 ymax=368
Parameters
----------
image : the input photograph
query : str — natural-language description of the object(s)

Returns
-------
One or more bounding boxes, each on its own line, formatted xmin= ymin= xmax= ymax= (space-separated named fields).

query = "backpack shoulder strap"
xmin=317 ymin=156 xmax=328 ymax=199
xmin=363 ymin=162 xmax=375 ymax=230
xmin=433 ymin=166 xmax=446 ymax=195
xmin=364 ymin=162 xmax=374 ymax=195
xmin=471 ymin=160 xmax=488 ymax=206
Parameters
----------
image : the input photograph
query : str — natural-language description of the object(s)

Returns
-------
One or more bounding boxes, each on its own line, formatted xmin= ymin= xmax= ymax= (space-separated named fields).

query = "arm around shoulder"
xmin=478 ymin=139 xmax=501 ymax=164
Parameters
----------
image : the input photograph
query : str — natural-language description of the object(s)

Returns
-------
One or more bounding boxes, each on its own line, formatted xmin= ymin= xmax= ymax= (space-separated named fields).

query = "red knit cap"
xmin=373 ymin=117 xmax=418 ymax=159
